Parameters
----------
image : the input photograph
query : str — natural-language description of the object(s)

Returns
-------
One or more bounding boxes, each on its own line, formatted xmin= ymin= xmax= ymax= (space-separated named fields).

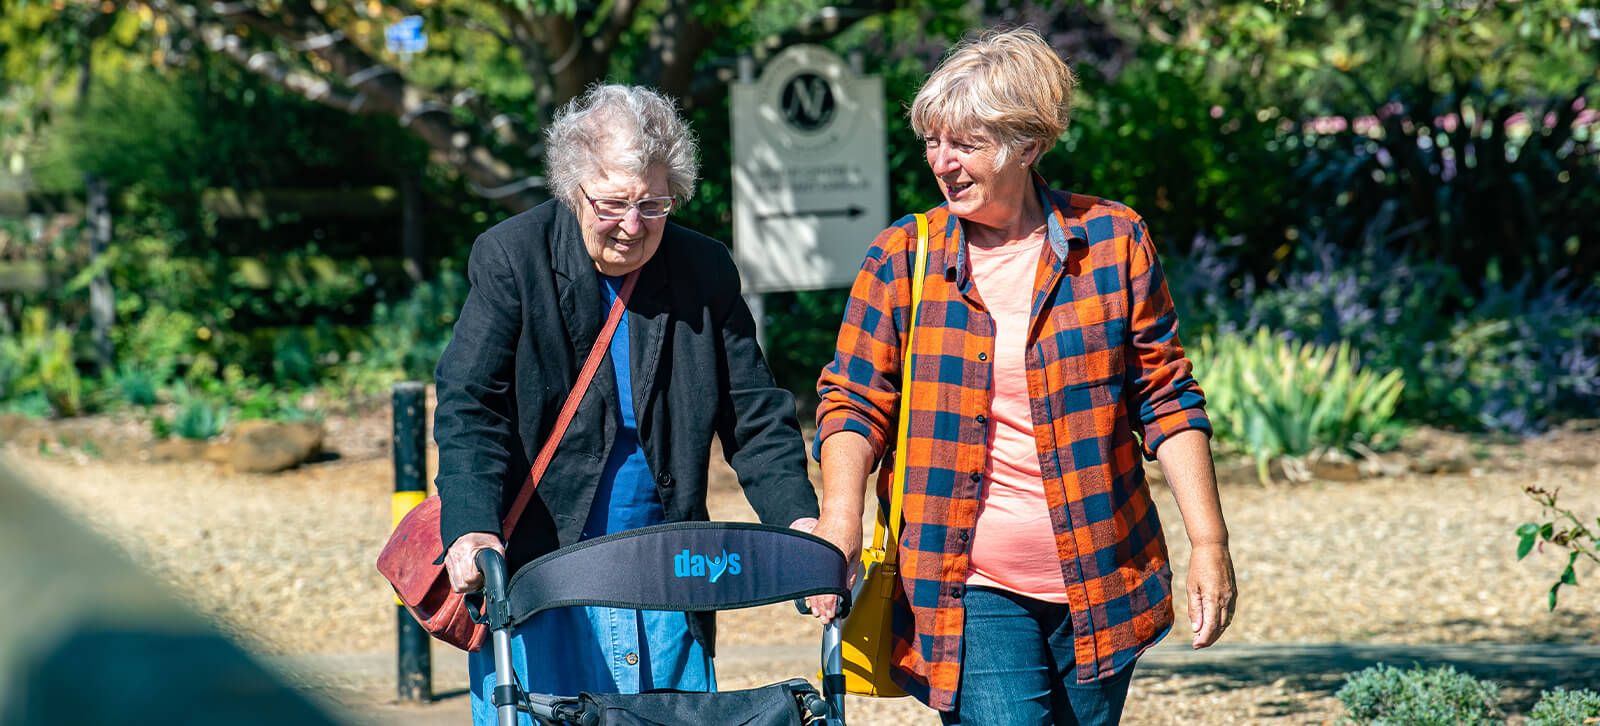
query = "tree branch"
xmin=155 ymin=0 xmax=547 ymax=211
xmin=684 ymin=0 xmax=901 ymax=109
xmin=495 ymin=5 xmax=556 ymax=124
xmin=639 ymin=0 xmax=715 ymax=98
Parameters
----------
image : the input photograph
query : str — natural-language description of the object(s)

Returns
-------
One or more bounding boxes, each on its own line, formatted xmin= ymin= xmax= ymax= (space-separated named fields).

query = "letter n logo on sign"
xmin=781 ymin=73 xmax=835 ymax=132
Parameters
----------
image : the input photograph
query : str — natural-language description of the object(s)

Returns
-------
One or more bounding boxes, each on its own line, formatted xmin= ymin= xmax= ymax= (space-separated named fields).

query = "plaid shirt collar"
xmin=945 ymin=173 xmax=1088 ymax=293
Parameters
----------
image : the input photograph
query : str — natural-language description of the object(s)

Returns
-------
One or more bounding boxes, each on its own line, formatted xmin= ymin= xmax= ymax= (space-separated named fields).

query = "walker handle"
xmin=467 ymin=549 xmax=511 ymax=630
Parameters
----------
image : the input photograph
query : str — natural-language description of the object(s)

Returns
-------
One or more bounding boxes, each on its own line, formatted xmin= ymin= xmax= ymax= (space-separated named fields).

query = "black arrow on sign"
xmin=757 ymin=206 xmax=865 ymax=222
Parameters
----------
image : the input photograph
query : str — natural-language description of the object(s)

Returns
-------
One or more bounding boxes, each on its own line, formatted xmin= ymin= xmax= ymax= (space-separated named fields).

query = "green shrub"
xmin=1 ymin=309 xmax=83 ymax=417
xmin=1196 ymin=328 xmax=1405 ymax=483
xmin=0 ymin=391 xmax=53 ymax=419
xmin=233 ymin=383 xmax=320 ymax=423
xmin=1336 ymin=663 xmax=1501 ymax=726
xmin=0 ymin=332 xmax=18 ymax=400
xmin=1418 ymin=276 xmax=1600 ymax=435
xmin=1292 ymin=78 xmax=1600 ymax=296
xmin=109 ymin=364 xmax=162 ymax=407
xmin=167 ymin=391 xmax=229 ymax=441
xmin=111 ymin=303 xmax=193 ymax=387
xmin=1528 ymin=687 xmax=1600 ymax=726
xmin=363 ymin=263 xmax=469 ymax=382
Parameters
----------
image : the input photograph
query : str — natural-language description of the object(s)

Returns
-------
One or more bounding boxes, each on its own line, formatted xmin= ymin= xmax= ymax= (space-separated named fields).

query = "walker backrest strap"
xmin=503 ymin=522 xmax=850 ymax=625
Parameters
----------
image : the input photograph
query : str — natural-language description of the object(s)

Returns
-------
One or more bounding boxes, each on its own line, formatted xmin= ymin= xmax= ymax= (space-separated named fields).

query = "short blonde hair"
xmin=909 ymin=27 xmax=1078 ymax=168
xmin=546 ymin=84 xmax=699 ymax=213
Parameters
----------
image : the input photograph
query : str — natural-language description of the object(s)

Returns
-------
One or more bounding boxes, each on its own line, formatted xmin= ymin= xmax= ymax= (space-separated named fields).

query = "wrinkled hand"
xmin=1187 ymin=542 xmax=1236 ymax=648
xmin=444 ymin=532 xmax=504 ymax=593
xmin=793 ymin=514 xmax=862 ymax=624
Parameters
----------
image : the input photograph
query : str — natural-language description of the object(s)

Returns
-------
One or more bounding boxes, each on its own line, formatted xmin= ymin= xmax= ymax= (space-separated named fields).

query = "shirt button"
xmin=969 ymin=472 xmax=981 ymax=482
xmin=976 ymin=415 xmax=986 ymax=425
xmin=977 ymin=352 xmax=988 ymax=361
xmin=958 ymin=531 xmax=970 ymax=542
xmin=951 ymin=586 xmax=963 ymax=599
xmin=625 ymin=652 xmax=639 ymax=666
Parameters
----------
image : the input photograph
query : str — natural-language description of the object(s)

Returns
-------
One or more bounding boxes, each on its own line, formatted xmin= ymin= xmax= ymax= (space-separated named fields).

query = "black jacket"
xmin=432 ymin=200 xmax=819 ymax=651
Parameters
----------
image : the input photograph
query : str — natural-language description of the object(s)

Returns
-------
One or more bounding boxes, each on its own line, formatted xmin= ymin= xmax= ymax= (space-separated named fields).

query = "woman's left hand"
xmin=1186 ymin=542 xmax=1236 ymax=648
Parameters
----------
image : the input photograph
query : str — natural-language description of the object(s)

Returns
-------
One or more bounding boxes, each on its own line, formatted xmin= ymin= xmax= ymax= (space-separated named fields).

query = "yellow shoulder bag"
xmin=834 ymin=212 xmax=930 ymax=698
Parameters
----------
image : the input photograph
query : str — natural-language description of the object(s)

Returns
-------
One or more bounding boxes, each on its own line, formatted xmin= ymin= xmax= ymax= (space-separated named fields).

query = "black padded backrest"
xmin=504 ymin=522 xmax=849 ymax=625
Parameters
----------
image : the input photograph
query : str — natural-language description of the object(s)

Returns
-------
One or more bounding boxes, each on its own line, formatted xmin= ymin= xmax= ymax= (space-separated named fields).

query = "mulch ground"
xmin=4 ymin=405 xmax=1596 ymax=725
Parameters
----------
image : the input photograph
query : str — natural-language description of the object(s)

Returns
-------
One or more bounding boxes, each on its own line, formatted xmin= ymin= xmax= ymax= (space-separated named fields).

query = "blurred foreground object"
xmin=0 ymin=462 xmax=347 ymax=725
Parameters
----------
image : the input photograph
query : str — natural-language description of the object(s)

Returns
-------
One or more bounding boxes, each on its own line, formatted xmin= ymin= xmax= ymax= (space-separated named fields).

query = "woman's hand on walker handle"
xmin=445 ymin=531 xmax=505 ymax=593
xmin=793 ymin=513 xmax=862 ymax=624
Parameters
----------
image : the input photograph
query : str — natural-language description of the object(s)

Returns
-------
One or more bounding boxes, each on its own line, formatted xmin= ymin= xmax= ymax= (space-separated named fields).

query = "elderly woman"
xmin=812 ymin=28 xmax=1237 ymax=726
xmin=433 ymin=84 xmax=850 ymax=726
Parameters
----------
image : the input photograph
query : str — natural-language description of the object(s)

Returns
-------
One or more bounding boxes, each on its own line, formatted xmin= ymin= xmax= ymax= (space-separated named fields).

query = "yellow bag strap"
xmin=879 ymin=213 xmax=930 ymax=566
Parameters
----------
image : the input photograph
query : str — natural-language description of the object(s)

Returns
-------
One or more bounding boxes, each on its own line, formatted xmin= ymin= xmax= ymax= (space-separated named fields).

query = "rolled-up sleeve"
xmin=1124 ymin=219 xmax=1211 ymax=458
xmin=814 ymin=224 xmax=913 ymax=462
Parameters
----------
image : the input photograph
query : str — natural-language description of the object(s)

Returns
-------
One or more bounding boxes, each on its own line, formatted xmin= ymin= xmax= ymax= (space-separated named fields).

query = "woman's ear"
xmin=1021 ymin=141 xmax=1042 ymax=167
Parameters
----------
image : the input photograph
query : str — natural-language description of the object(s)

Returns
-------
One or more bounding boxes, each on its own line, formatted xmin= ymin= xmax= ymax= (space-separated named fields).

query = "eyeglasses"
xmin=580 ymin=186 xmax=676 ymax=220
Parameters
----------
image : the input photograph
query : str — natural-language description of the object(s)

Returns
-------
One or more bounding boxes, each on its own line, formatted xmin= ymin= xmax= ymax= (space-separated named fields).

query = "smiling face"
xmin=923 ymin=127 xmax=1037 ymax=233
xmin=577 ymin=164 xmax=671 ymax=276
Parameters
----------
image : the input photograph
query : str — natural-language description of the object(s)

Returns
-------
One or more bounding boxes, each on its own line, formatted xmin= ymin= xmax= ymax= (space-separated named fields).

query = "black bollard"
xmin=392 ymin=382 xmax=432 ymax=703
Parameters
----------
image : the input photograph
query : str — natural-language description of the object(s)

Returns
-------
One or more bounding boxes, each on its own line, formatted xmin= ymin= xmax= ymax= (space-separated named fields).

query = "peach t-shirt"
xmin=964 ymin=233 xmax=1068 ymax=602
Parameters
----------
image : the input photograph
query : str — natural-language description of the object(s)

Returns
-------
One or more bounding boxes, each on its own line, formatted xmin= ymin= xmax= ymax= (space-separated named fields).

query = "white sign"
xmin=732 ymin=45 xmax=888 ymax=293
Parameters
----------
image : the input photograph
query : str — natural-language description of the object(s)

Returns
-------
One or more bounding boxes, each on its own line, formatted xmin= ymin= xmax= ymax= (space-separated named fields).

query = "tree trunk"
xmin=400 ymin=172 xmax=425 ymax=285
xmin=79 ymin=22 xmax=114 ymax=372
xmin=86 ymin=175 xmax=115 ymax=372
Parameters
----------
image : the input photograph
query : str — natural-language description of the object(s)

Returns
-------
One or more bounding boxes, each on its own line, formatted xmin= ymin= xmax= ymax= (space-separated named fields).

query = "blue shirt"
xmin=469 ymin=273 xmax=712 ymax=725
xmin=582 ymin=274 xmax=668 ymax=538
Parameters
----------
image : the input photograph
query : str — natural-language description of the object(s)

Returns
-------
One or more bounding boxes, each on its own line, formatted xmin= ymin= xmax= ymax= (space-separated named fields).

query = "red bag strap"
xmin=501 ymin=269 xmax=639 ymax=537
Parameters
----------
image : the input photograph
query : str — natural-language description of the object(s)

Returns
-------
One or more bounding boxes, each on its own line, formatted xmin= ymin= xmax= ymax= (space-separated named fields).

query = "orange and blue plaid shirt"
xmin=814 ymin=179 xmax=1211 ymax=710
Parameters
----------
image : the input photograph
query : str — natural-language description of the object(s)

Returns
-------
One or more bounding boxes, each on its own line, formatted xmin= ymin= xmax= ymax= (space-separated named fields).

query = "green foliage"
xmin=0 ymin=330 xmax=17 ymax=399
xmin=1517 ymin=486 xmax=1599 ymax=611
xmin=1527 ymin=687 xmax=1600 ymax=726
xmin=1291 ymin=79 xmax=1600 ymax=295
xmin=1196 ymin=327 xmax=1404 ymax=482
xmin=0 ymin=309 xmax=84 ymax=417
xmin=6 ymin=0 xmax=1596 ymax=439
xmin=108 ymin=363 xmax=160 ymax=407
xmin=166 ymin=390 xmax=230 ymax=441
xmin=1416 ymin=277 xmax=1600 ymax=435
xmin=233 ymin=384 xmax=319 ymax=423
xmin=1336 ymin=663 xmax=1501 ymax=726
xmin=760 ymin=289 xmax=851 ymax=408
xmin=363 ymin=261 xmax=469 ymax=382
xmin=33 ymin=55 xmax=422 ymax=197
xmin=0 ymin=391 xmax=53 ymax=419
xmin=1171 ymin=223 xmax=1600 ymax=436
xmin=1046 ymin=52 xmax=1299 ymax=251
xmin=1135 ymin=0 xmax=1597 ymax=112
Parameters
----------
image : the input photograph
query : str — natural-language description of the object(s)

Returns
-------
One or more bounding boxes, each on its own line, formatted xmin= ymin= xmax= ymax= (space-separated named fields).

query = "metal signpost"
xmin=731 ymin=45 xmax=888 ymax=344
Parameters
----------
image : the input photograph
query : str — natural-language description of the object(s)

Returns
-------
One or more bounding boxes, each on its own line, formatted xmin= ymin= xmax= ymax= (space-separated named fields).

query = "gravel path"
xmin=5 ymin=411 xmax=1597 ymax=725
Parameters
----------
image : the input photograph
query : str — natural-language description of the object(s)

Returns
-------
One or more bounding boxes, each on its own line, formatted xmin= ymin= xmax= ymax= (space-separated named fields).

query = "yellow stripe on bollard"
xmin=391 ymin=490 xmax=427 ymax=530
xmin=390 ymin=491 xmax=428 ymax=606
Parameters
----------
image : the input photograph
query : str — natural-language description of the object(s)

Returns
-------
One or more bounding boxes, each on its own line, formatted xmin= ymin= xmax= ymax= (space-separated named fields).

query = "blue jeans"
xmin=940 ymin=587 xmax=1136 ymax=726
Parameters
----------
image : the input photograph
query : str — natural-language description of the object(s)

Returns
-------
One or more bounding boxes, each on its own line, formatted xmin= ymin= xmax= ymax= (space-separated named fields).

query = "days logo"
xmin=674 ymin=549 xmax=742 ymax=583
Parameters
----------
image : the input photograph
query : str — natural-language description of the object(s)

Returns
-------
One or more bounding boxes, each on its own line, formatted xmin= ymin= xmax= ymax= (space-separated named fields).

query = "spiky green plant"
xmin=1196 ymin=328 xmax=1405 ymax=483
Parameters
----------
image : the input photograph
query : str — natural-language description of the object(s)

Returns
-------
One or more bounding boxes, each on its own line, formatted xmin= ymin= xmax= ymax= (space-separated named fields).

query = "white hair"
xmin=545 ymin=84 xmax=700 ymax=212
